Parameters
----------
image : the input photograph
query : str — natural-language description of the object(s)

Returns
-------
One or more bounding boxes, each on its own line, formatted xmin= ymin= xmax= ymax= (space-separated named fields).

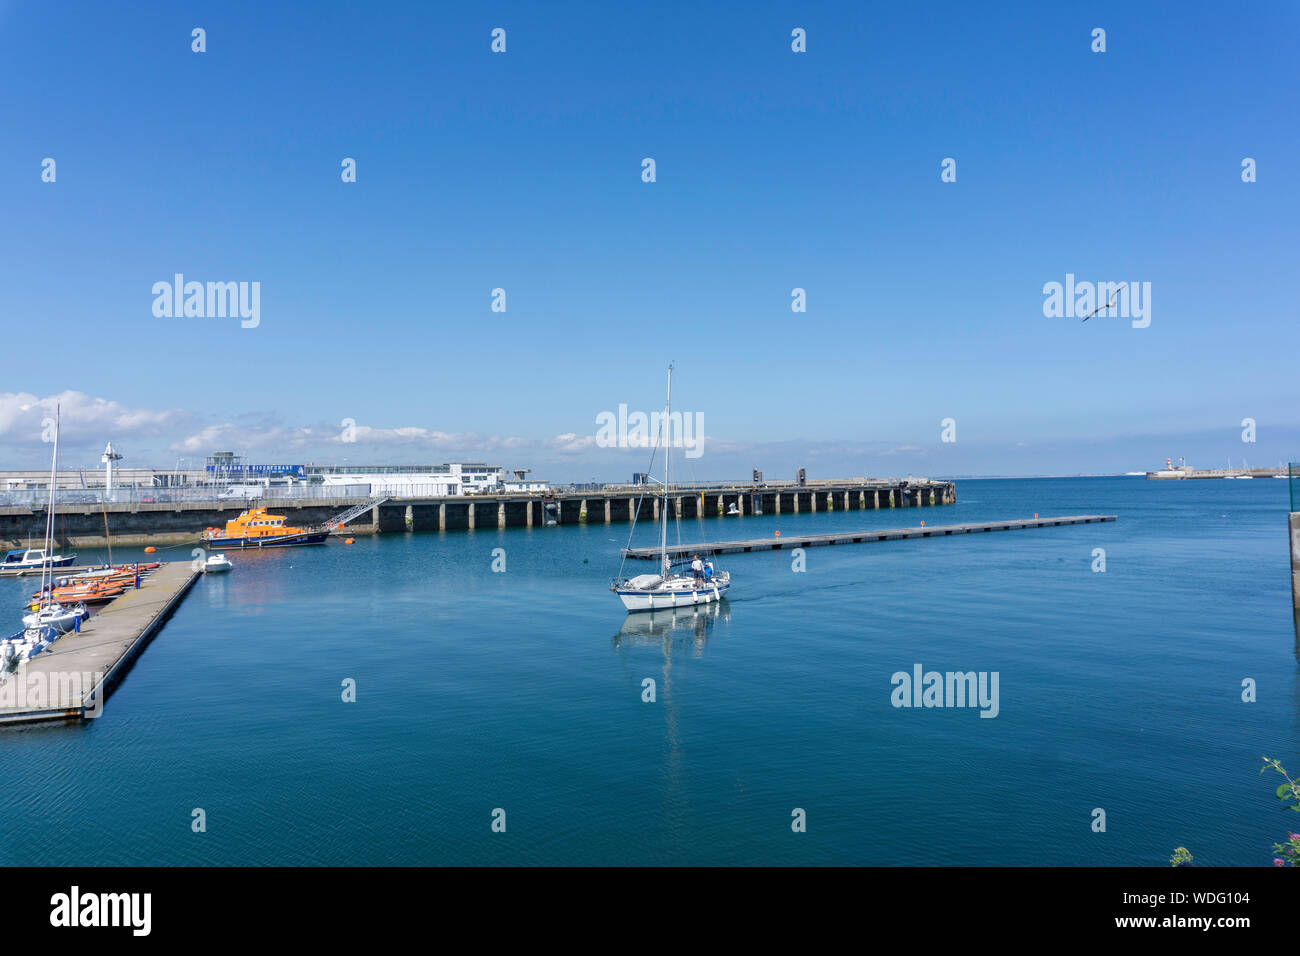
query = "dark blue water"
xmin=2 ymin=477 xmax=1296 ymax=865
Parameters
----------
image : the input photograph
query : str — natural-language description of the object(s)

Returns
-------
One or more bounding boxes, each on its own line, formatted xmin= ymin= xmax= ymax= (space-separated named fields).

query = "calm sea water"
xmin=1 ymin=477 xmax=1296 ymax=866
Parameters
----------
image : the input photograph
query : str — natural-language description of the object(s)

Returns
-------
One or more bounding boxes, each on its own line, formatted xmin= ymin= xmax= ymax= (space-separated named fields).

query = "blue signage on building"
xmin=206 ymin=463 xmax=305 ymax=477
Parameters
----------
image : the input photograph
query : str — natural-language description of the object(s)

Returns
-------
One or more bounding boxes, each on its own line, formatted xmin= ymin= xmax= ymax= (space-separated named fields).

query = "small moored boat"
xmin=68 ymin=562 xmax=159 ymax=581
xmin=2 ymin=625 xmax=59 ymax=669
xmin=203 ymin=553 xmax=233 ymax=573
xmin=21 ymin=601 xmax=88 ymax=632
xmin=31 ymin=582 xmax=121 ymax=606
xmin=2 ymin=548 xmax=76 ymax=571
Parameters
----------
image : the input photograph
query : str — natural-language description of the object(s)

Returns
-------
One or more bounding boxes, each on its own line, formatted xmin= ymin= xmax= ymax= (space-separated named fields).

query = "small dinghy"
xmin=70 ymin=562 xmax=158 ymax=582
xmin=30 ymin=590 xmax=119 ymax=608
xmin=34 ymin=579 xmax=128 ymax=602
xmin=203 ymin=553 xmax=233 ymax=573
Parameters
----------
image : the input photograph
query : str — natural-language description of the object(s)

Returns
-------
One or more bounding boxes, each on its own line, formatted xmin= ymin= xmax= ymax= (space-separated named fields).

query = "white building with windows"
xmin=302 ymin=462 xmax=510 ymax=497
xmin=501 ymin=478 xmax=550 ymax=493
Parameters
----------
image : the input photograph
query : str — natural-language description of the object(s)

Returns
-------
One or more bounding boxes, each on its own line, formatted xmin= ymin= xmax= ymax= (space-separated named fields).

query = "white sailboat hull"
xmin=21 ymin=604 xmax=86 ymax=633
xmin=615 ymin=574 xmax=730 ymax=612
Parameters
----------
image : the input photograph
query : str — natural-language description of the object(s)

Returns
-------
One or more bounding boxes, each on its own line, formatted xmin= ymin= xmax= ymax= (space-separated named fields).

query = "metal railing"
xmin=597 ymin=478 xmax=935 ymax=493
xmin=0 ymin=476 xmax=953 ymax=508
xmin=0 ymin=484 xmax=373 ymax=508
xmin=374 ymin=484 xmax=461 ymax=499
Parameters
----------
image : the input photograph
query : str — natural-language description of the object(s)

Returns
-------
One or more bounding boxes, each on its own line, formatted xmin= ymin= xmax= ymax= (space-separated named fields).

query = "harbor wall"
xmin=1147 ymin=467 xmax=1287 ymax=480
xmin=0 ymin=479 xmax=956 ymax=548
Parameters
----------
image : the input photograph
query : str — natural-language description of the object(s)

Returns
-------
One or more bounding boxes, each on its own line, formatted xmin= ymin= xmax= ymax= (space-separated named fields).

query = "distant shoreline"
xmin=939 ymin=473 xmax=1144 ymax=480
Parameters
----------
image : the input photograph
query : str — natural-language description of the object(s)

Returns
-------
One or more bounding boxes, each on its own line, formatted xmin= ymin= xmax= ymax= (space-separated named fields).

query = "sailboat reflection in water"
xmin=612 ymin=602 xmax=731 ymax=804
xmin=612 ymin=601 xmax=729 ymax=655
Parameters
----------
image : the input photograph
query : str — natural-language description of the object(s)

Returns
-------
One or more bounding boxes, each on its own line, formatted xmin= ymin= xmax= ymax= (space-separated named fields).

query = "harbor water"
xmin=1 ymin=476 xmax=1295 ymax=865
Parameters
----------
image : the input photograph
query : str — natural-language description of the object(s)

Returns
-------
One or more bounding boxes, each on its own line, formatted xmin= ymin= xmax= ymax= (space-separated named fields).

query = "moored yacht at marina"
xmin=1 ymin=625 xmax=59 ymax=670
xmin=1 ymin=548 xmax=76 ymax=570
xmin=21 ymin=602 xmax=87 ymax=631
xmin=11 ymin=404 xmax=86 ymax=657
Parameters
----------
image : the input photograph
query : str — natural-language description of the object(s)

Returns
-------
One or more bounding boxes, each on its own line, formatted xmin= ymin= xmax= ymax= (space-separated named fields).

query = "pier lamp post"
xmin=101 ymin=443 xmax=123 ymax=499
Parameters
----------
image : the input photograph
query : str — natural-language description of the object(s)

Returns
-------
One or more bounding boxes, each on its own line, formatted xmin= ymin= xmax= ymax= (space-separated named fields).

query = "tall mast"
xmin=41 ymin=404 xmax=60 ymax=599
xmin=660 ymin=363 xmax=672 ymax=573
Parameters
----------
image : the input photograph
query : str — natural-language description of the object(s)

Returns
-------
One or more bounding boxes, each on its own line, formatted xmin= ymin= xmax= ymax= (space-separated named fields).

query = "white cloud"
xmin=0 ymin=391 xmax=191 ymax=445
xmin=1 ymin=390 xmax=955 ymax=479
xmin=168 ymin=422 xmax=654 ymax=459
xmin=170 ymin=422 xmax=556 ymax=457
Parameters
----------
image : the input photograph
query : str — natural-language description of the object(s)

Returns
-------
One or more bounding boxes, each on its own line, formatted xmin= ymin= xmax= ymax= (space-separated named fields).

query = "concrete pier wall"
xmin=0 ymin=479 xmax=957 ymax=547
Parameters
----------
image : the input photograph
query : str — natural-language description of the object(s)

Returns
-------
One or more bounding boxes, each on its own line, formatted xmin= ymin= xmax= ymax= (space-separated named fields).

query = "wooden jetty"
xmin=0 ymin=561 xmax=198 ymax=725
xmin=623 ymin=514 xmax=1118 ymax=560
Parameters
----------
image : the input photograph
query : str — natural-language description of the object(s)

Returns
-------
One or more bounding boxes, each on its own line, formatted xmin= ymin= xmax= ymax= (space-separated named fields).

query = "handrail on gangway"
xmin=320 ymin=496 xmax=390 ymax=531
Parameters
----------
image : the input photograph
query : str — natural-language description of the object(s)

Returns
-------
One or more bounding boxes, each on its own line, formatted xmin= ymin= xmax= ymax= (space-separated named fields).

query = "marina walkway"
xmin=0 ymin=561 xmax=198 ymax=725
xmin=623 ymin=514 xmax=1118 ymax=559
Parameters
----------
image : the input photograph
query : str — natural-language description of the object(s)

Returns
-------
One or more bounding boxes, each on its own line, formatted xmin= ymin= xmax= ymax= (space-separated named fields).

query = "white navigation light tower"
xmin=102 ymin=442 xmax=123 ymax=495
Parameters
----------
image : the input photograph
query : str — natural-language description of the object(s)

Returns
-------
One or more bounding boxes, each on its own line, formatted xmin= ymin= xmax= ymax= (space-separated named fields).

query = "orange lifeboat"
xmin=203 ymin=507 xmax=329 ymax=549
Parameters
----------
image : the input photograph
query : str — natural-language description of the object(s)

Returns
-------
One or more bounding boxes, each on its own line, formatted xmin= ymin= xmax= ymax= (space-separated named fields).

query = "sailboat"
xmin=1 ymin=624 xmax=58 ymax=669
xmin=17 ymin=405 xmax=87 ymax=634
xmin=610 ymin=364 xmax=731 ymax=612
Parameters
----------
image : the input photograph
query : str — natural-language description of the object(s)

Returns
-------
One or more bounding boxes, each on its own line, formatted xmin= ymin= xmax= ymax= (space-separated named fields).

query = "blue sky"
xmin=1 ymin=1 xmax=1296 ymax=478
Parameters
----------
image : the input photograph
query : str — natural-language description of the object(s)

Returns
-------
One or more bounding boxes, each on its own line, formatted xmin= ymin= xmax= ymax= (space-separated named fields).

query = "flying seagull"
xmin=1082 ymin=282 xmax=1127 ymax=322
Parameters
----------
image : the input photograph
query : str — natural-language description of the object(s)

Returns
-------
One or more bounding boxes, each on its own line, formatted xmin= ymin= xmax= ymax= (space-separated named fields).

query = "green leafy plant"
xmin=1261 ymin=756 xmax=1300 ymax=867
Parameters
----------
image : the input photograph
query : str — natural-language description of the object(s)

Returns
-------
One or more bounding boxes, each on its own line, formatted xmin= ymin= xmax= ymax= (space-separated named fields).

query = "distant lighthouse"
xmin=102 ymin=442 xmax=123 ymax=496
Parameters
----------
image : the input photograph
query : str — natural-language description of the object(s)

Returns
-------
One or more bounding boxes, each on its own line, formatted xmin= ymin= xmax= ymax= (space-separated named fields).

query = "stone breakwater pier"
xmin=0 ymin=478 xmax=956 ymax=548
